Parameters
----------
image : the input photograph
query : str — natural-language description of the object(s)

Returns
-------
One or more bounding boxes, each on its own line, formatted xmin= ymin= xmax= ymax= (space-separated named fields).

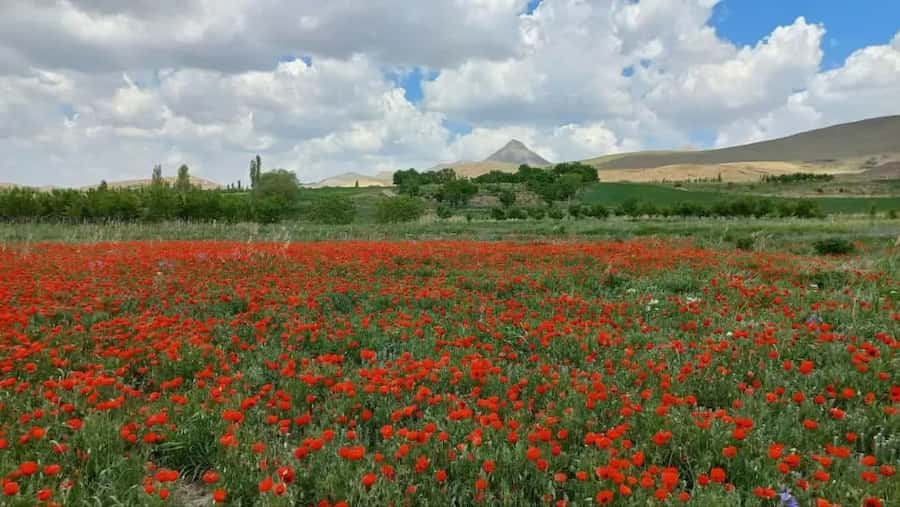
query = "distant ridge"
xmin=0 ymin=176 xmax=223 ymax=191
xmin=306 ymin=172 xmax=391 ymax=188
xmin=591 ymin=115 xmax=900 ymax=170
xmin=486 ymin=139 xmax=551 ymax=166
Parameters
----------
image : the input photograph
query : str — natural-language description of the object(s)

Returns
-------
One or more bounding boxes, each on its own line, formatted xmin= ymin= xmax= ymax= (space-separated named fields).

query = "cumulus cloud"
xmin=0 ymin=0 xmax=899 ymax=186
xmin=717 ymin=29 xmax=900 ymax=146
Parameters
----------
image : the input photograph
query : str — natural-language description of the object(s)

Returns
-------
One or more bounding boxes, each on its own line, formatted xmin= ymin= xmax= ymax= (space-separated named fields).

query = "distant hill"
xmin=486 ymin=139 xmax=551 ymax=166
xmin=590 ymin=116 xmax=900 ymax=171
xmin=90 ymin=176 xmax=223 ymax=191
xmin=426 ymin=140 xmax=549 ymax=179
xmin=305 ymin=172 xmax=391 ymax=188
xmin=0 ymin=176 xmax=224 ymax=191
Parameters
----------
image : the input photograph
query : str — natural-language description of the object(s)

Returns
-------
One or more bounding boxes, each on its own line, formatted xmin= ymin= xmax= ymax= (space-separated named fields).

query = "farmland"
xmin=0 ymin=240 xmax=897 ymax=506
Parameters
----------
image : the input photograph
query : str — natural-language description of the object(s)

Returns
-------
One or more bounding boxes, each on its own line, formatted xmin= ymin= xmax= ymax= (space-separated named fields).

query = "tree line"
xmin=0 ymin=158 xmax=350 ymax=224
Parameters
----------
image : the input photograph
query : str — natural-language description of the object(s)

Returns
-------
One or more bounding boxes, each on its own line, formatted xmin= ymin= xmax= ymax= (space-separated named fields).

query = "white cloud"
xmin=717 ymin=30 xmax=900 ymax=146
xmin=1 ymin=0 xmax=899 ymax=187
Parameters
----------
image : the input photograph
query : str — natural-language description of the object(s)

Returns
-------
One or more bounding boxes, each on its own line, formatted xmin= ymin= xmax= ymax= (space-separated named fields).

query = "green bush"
xmin=587 ymin=204 xmax=609 ymax=219
xmin=734 ymin=236 xmax=755 ymax=251
xmin=547 ymin=207 xmax=564 ymax=220
xmin=490 ymin=207 xmax=506 ymax=220
xmin=308 ymin=195 xmax=356 ymax=224
xmin=375 ymin=196 xmax=426 ymax=223
xmin=436 ymin=206 xmax=453 ymax=219
xmin=526 ymin=207 xmax=546 ymax=220
xmin=888 ymin=209 xmax=898 ymax=220
xmin=506 ymin=207 xmax=527 ymax=220
xmin=813 ymin=238 xmax=855 ymax=255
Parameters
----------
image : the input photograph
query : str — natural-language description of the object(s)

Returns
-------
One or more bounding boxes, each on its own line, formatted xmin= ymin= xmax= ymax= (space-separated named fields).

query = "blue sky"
xmin=711 ymin=0 xmax=899 ymax=68
xmin=390 ymin=0 xmax=898 ymax=139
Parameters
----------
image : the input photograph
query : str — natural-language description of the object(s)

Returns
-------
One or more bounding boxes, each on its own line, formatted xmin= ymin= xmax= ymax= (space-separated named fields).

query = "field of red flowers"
xmin=0 ymin=240 xmax=897 ymax=506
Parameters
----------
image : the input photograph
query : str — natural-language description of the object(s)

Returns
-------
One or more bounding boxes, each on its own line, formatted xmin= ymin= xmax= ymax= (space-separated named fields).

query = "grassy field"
xmin=3 ymin=216 xmax=899 ymax=254
xmin=581 ymin=182 xmax=900 ymax=214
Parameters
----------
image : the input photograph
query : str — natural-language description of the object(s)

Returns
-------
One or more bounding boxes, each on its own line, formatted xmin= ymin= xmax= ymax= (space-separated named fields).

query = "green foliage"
xmin=547 ymin=207 xmax=564 ymax=220
xmin=436 ymin=205 xmax=453 ymax=219
xmin=436 ymin=178 xmax=478 ymax=207
xmin=551 ymin=161 xmax=599 ymax=182
xmin=526 ymin=207 xmax=546 ymax=219
xmin=308 ymin=195 xmax=357 ymax=224
xmin=506 ymin=207 xmax=527 ymax=220
xmin=889 ymin=209 xmax=898 ymax=220
xmin=393 ymin=167 xmax=457 ymax=187
xmin=762 ymin=172 xmax=834 ymax=183
xmin=255 ymin=169 xmax=299 ymax=202
xmin=375 ymin=196 xmax=426 ymax=223
xmin=498 ymin=189 xmax=516 ymax=208
xmin=587 ymin=204 xmax=609 ymax=219
xmin=249 ymin=155 xmax=262 ymax=189
xmin=734 ymin=236 xmax=755 ymax=251
xmin=151 ymin=164 xmax=164 ymax=187
xmin=175 ymin=164 xmax=192 ymax=193
xmin=490 ymin=207 xmax=506 ymax=220
xmin=567 ymin=203 xmax=583 ymax=218
xmin=813 ymin=237 xmax=855 ymax=255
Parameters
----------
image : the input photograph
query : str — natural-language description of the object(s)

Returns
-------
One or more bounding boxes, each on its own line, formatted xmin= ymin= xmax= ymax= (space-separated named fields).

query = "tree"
xmin=151 ymin=165 xmax=164 ymax=188
xmin=375 ymin=196 xmax=426 ymax=223
xmin=249 ymin=155 xmax=262 ymax=189
xmin=175 ymin=164 xmax=192 ymax=193
xmin=498 ymin=189 xmax=516 ymax=208
xmin=393 ymin=169 xmax=420 ymax=186
xmin=308 ymin=195 xmax=356 ymax=224
xmin=255 ymin=169 xmax=299 ymax=202
xmin=556 ymin=173 xmax=582 ymax=201
xmin=437 ymin=179 xmax=478 ymax=207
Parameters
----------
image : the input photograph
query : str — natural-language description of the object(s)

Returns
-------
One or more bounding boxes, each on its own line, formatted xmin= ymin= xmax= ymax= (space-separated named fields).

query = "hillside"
xmin=589 ymin=116 xmax=900 ymax=171
xmin=1 ymin=176 xmax=224 ymax=191
xmin=91 ymin=176 xmax=223 ymax=190
xmin=305 ymin=172 xmax=392 ymax=188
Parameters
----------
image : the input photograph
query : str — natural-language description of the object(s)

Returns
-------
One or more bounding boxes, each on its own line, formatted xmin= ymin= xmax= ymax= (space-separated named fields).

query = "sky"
xmin=0 ymin=1 xmax=898 ymax=187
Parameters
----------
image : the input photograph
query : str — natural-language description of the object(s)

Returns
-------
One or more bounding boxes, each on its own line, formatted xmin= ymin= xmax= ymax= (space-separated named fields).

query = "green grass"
xmin=3 ymin=216 xmax=898 ymax=255
xmin=581 ymin=182 xmax=900 ymax=213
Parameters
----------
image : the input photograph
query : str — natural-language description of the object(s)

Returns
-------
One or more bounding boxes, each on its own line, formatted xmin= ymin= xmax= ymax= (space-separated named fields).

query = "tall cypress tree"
xmin=175 ymin=164 xmax=191 ymax=193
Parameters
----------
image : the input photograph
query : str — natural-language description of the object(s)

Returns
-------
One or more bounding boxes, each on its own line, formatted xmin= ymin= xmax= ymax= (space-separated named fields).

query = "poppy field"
xmin=0 ymin=240 xmax=897 ymax=506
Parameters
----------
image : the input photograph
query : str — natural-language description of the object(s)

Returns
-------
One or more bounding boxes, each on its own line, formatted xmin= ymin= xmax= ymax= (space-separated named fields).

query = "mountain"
xmin=486 ymin=139 xmax=551 ymax=166
xmin=425 ymin=139 xmax=551 ymax=179
xmin=305 ymin=172 xmax=391 ymax=188
xmin=589 ymin=116 xmax=900 ymax=170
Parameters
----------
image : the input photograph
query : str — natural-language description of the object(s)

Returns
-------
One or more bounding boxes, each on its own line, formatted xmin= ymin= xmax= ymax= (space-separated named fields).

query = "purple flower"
xmin=779 ymin=488 xmax=798 ymax=507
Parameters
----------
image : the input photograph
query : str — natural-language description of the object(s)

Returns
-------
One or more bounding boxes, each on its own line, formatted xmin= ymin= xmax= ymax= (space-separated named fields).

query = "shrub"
xmin=436 ymin=179 xmax=478 ymax=207
xmin=308 ymin=195 xmax=356 ymax=224
xmin=498 ymin=189 xmax=516 ymax=208
xmin=587 ymin=204 xmax=609 ymax=219
xmin=547 ymin=207 xmax=564 ymax=220
xmin=813 ymin=238 xmax=855 ymax=256
xmin=490 ymin=207 xmax=506 ymax=220
xmin=527 ymin=207 xmax=546 ymax=220
xmin=375 ymin=196 xmax=426 ymax=223
xmin=567 ymin=204 xmax=583 ymax=218
xmin=436 ymin=206 xmax=453 ymax=219
xmin=506 ymin=207 xmax=527 ymax=220
xmin=888 ymin=209 xmax=898 ymax=220
xmin=734 ymin=236 xmax=755 ymax=251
